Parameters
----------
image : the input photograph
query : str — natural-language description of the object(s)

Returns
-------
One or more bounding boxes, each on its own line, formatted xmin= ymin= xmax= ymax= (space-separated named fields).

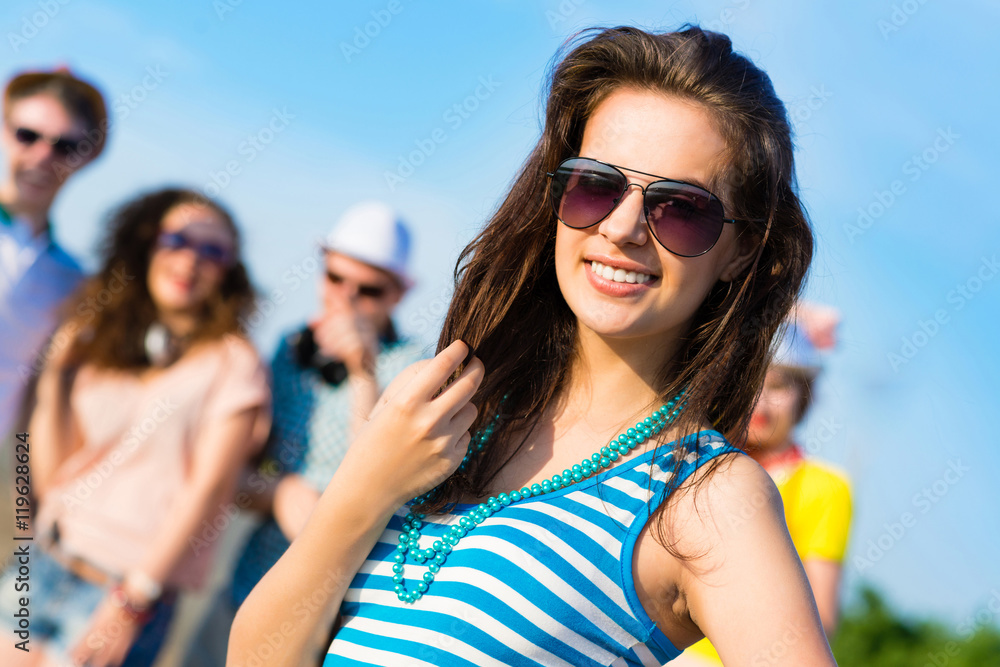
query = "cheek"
xmin=147 ymin=255 xmax=167 ymax=295
xmin=553 ymin=225 xmax=582 ymax=288
xmin=771 ymin=394 xmax=799 ymax=426
xmin=194 ymin=267 xmax=225 ymax=295
xmin=7 ymin=148 xmax=32 ymax=173
xmin=657 ymin=260 xmax=719 ymax=320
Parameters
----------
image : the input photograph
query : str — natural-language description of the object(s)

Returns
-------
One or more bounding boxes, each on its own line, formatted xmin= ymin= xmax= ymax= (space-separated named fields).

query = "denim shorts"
xmin=0 ymin=545 xmax=176 ymax=666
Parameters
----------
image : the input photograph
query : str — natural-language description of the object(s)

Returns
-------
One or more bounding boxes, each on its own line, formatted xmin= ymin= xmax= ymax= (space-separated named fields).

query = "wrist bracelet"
xmin=124 ymin=570 xmax=163 ymax=603
xmin=109 ymin=585 xmax=153 ymax=624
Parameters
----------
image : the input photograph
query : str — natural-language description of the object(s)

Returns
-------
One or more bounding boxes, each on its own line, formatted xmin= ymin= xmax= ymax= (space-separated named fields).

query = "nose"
xmin=597 ymin=182 xmax=649 ymax=247
xmin=170 ymin=247 xmax=202 ymax=273
xmin=325 ymin=280 xmax=359 ymax=309
xmin=25 ymin=140 xmax=57 ymax=162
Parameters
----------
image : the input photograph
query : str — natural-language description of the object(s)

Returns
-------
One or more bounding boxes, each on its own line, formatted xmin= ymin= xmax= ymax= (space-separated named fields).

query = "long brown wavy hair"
xmin=418 ymin=26 xmax=814 ymax=526
xmin=62 ymin=188 xmax=256 ymax=369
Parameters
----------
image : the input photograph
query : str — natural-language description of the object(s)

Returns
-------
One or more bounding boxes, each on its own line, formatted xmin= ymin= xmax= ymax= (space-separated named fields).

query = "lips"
xmin=168 ymin=275 xmax=194 ymax=293
xmin=584 ymin=263 xmax=656 ymax=298
xmin=17 ymin=169 xmax=56 ymax=190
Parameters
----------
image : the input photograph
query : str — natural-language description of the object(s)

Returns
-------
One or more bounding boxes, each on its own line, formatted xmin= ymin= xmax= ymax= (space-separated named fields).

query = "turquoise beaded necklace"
xmin=391 ymin=389 xmax=688 ymax=603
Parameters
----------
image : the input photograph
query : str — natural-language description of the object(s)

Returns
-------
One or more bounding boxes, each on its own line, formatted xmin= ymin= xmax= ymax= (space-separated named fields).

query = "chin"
xmin=747 ymin=422 xmax=769 ymax=441
xmin=573 ymin=303 xmax=643 ymax=337
xmin=747 ymin=432 xmax=784 ymax=451
xmin=151 ymin=289 xmax=196 ymax=314
xmin=16 ymin=181 xmax=57 ymax=204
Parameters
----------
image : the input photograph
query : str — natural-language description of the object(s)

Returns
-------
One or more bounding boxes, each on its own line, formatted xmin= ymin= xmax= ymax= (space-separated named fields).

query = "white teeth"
xmin=590 ymin=261 xmax=653 ymax=285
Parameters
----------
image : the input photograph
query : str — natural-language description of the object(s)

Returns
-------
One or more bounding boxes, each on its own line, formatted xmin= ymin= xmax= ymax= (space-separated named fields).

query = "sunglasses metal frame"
xmin=546 ymin=156 xmax=754 ymax=257
xmin=11 ymin=125 xmax=83 ymax=157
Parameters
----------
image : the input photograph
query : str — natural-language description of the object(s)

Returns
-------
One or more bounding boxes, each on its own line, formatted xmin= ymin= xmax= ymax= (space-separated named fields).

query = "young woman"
xmin=0 ymin=188 xmax=271 ymax=667
xmin=230 ymin=26 xmax=836 ymax=666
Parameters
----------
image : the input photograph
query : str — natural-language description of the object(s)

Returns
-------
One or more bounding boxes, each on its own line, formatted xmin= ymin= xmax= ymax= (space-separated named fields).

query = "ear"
xmin=719 ymin=226 xmax=760 ymax=283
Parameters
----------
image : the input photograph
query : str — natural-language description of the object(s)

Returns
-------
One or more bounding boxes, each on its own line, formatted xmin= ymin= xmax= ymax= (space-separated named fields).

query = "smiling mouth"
xmin=589 ymin=260 xmax=654 ymax=285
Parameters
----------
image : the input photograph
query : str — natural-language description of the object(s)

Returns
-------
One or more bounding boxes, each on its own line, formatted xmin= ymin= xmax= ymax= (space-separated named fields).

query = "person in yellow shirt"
xmin=678 ymin=305 xmax=852 ymax=665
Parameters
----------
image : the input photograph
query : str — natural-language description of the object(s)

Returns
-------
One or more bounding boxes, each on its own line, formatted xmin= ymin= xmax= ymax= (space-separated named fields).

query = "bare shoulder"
xmin=214 ymin=333 xmax=263 ymax=364
xmin=659 ymin=451 xmax=792 ymax=584
xmin=637 ymin=451 xmax=835 ymax=664
xmin=632 ymin=451 xmax=793 ymax=644
xmin=675 ymin=450 xmax=783 ymax=537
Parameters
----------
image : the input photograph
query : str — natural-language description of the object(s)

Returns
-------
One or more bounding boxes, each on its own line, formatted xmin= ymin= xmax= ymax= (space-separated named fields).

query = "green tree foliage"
xmin=831 ymin=586 xmax=1000 ymax=666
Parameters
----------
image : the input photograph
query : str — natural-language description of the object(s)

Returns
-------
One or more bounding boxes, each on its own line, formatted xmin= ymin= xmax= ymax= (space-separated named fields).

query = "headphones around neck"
xmin=290 ymin=326 xmax=349 ymax=385
xmin=290 ymin=322 xmax=399 ymax=386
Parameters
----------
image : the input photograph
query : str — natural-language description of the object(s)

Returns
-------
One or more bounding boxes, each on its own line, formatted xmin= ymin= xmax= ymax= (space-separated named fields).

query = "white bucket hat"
xmin=319 ymin=200 xmax=414 ymax=289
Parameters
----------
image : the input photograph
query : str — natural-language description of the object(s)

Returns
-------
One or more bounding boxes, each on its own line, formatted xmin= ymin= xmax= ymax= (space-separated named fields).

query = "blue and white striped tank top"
xmin=326 ymin=430 xmax=740 ymax=666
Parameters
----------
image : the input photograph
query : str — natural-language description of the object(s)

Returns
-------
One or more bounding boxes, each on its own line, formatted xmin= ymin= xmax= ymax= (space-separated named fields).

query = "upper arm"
xmin=661 ymin=454 xmax=836 ymax=666
xmin=188 ymin=406 xmax=263 ymax=494
xmin=26 ymin=324 xmax=85 ymax=495
xmin=189 ymin=341 xmax=271 ymax=493
xmin=802 ymin=558 xmax=843 ymax=636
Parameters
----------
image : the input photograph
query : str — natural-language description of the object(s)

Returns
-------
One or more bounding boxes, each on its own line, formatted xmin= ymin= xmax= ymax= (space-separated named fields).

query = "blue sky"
xmin=3 ymin=0 xmax=998 ymax=628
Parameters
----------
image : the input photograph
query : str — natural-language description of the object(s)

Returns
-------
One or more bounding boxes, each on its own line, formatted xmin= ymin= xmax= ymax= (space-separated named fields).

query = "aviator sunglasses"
xmin=156 ymin=231 xmax=234 ymax=266
xmin=325 ymin=270 xmax=390 ymax=300
xmin=547 ymin=156 xmax=753 ymax=257
xmin=11 ymin=126 xmax=83 ymax=157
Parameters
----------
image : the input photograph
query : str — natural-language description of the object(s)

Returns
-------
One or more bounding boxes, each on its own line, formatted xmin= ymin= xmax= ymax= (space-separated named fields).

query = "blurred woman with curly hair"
xmin=1 ymin=188 xmax=271 ymax=667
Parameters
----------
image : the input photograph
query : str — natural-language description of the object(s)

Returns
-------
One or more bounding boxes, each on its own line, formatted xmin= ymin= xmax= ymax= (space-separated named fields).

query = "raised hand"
xmin=310 ymin=288 xmax=379 ymax=376
xmin=334 ymin=340 xmax=484 ymax=509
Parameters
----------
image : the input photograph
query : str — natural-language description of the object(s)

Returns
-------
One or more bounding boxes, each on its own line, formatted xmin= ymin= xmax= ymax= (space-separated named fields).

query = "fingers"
xmin=377 ymin=359 xmax=433 ymax=407
xmin=435 ymin=356 xmax=485 ymax=419
xmin=408 ymin=340 xmax=475 ymax=400
xmin=452 ymin=401 xmax=479 ymax=436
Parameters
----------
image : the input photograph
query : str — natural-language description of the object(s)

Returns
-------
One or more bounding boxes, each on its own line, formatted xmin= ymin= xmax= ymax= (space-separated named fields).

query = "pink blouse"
xmin=35 ymin=336 xmax=271 ymax=589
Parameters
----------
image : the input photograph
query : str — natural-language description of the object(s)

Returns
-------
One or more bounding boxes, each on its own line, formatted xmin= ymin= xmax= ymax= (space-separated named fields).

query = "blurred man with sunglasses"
xmin=185 ymin=201 xmax=425 ymax=667
xmin=0 ymin=68 xmax=108 ymax=441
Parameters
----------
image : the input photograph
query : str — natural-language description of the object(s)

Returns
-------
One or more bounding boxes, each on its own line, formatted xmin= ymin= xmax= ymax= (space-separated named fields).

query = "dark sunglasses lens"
xmin=645 ymin=183 xmax=726 ymax=257
xmin=197 ymin=243 xmax=231 ymax=264
xmin=158 ymin=232 xmax=231 ymax=264
xmin=52 ymin=139 xmax=80 ymax=156
xmin=14 ymin=128 xmax=40 ymax=145
xmin=326 ymin=271 xmax=385 ymax=298
xmin=157 ymin=232 xmax=187 ymax=251
xmin=550 ymin=159 xmax=624 ymax=228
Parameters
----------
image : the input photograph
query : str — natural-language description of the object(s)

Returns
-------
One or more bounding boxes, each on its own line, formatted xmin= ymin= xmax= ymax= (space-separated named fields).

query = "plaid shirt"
xmin=230 ymin=327 xmax=425 ymax=606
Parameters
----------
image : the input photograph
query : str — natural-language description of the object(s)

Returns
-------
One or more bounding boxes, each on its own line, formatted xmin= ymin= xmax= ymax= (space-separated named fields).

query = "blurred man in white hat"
xmin=679 ymin=302 xmax=853 ymax=666
xmin=185 ymin=201 xmax=424 ymax=667
xmin=309 ymin=199 xmax=414 ymax=388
